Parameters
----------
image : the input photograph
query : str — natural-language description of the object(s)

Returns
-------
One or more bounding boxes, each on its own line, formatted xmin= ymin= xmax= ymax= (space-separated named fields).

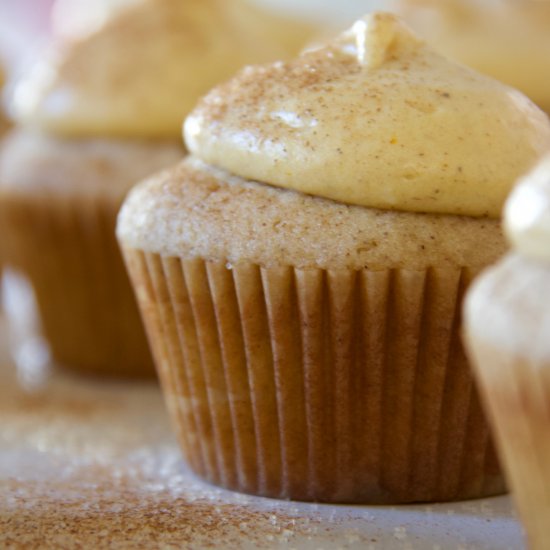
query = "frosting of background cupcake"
xmin=465 ymin=156 xmax=550 ymax=550
xmin=118 ymin=13 xmax=550 ymax=501
xmin=11 ymin=0 xmax=317 ymax=139
xmin=397 ymin=0 xmax=550 ymax=114
xmin=0 ymin=0 xmax=316 ymax=377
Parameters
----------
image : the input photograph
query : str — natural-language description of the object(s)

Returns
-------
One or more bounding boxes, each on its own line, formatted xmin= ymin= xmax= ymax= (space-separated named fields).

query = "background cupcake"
xmin=0 ymin=66 xmax=9 ymax=137
xmin=118 ymin=14 xmax=550 ymax=501
xmin=465 ymin=156 xmax=550 ymax=550
xmin=0 ymin=0 xmax=317 ymax=377
xmin=396 ymin=0 xmax=550 ymax=114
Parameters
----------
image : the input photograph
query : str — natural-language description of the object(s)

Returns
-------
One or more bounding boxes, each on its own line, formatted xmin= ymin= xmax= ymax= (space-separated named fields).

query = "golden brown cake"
xmin=397 ymin=0 xmax=550 ymax=114
xmin=465 ymin=156 xmax=550 ymax=550
xmin=0 ymin=0 xmax=315 ymax=377
xmin=117 ymin=13 xmax=550 ymax=501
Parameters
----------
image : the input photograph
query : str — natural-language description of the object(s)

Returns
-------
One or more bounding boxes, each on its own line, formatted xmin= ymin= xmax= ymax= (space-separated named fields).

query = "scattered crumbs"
xmin=393 ymin=526 xmax=408 ymax=541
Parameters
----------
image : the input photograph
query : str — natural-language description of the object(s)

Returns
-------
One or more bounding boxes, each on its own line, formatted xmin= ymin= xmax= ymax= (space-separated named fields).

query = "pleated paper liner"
xmin=123 ymin=247 xmax=505 ymax=503
xmin=468 ymin=341 xmax=550 ymax=550
xmin=0 ymin=194 xmax=154 ymax=377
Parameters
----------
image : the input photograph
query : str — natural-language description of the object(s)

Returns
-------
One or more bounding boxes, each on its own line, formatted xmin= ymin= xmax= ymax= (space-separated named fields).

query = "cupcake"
xmin=0 ymin=65 xmax=10 ymax=137
xmin=0 ymin=0 xmax=316 ymax=377
xmin=465 ymin=157 xmax=550 ymax=549
xmin=117 ymin=13 xmax=550 ymax=502
xmin=397 ymin=0 xmax=550 ymax=114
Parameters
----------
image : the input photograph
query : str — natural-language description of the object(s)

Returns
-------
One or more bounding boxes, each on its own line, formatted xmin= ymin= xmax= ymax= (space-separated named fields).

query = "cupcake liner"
xmin=122 ymin=247 xmax=505 ymax=503
xmin=469 ymin=341 xmax=550 ymax=549
xmin=1 ymin=195 xmax=154 ymax=377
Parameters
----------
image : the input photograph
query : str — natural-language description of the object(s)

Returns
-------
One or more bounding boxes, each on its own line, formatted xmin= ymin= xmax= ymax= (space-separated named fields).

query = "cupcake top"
xmin=505 ymin=155 xmax=550 ymax=265
xmin=185 ymin=12 xmax=550 ymax=218
xmin=397 ymin=0 xmax=550 ymax=112
xmin=465 ymin=155 xmax=550 ymax=360
xmin=10 ymin=0 xmax=315 ymax=139
xmin=0 ymin=130 xmax=183 ymax=201
xmin=118 ymin=157 xmax=506 ymax=270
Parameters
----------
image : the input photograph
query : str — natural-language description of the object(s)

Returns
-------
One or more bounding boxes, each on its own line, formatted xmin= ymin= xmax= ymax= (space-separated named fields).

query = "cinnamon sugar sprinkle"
xmin=3 ymin=477 xmax=329 ymax=549
xmin=0 ymin=356 xmax=521 ymax=549
xmin=0 ymin=364 xmax=356 ymax=549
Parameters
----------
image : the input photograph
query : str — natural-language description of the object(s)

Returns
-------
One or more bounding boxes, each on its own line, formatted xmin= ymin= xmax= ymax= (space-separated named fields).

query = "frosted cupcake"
xmin=397 ymin=0 xmax=550 ymax=114
xmin=118 ymin=13 xmax=550 ymax=501
xmin=0 ymin=0 xmax=315 ymax=377
xmin=465 ymin=157 xmax=550 ymax=549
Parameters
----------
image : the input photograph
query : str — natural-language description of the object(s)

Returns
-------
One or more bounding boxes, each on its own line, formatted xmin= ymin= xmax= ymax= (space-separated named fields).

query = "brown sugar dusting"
xmin=1 ymin=478 xmax=327 ymax=549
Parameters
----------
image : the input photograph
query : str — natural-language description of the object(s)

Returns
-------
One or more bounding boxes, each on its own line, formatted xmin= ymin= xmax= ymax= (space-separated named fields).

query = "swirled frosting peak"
xmin=345 ymin=13 xmax=422 ymax=69
xmin=505 ymin=156 xmax=550 ymax=264
xmin=10 ymin=0 xmax=316 ymax=139
xmin=185 ymin=12 xmax=550 ymax=217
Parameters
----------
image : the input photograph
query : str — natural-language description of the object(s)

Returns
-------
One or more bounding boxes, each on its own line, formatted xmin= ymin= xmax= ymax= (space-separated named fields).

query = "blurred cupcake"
xmin=12 ymin=0 xmax=317 ymax=138
xmin=0 ymin=0 xmax=316 ymax=377
xmin=465 ymin=157 xmax=550 ymax=549
xmin=118 ymin=13 xmax=550 ymax=502
xmin=0 ymin=65 xmax=10 ymax=137
xmin=397 ymin=0 xmax=550 ymax=114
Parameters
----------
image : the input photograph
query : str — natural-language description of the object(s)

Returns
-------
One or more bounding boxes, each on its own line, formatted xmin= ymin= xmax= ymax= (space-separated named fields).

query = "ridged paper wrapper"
xmin=123 ymin=248 xmax=505 ymax=503
xmin=1 ymin=195 xmax=154 ymax=377
xmin=467 ymin=337 xmax=550 ymax=549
